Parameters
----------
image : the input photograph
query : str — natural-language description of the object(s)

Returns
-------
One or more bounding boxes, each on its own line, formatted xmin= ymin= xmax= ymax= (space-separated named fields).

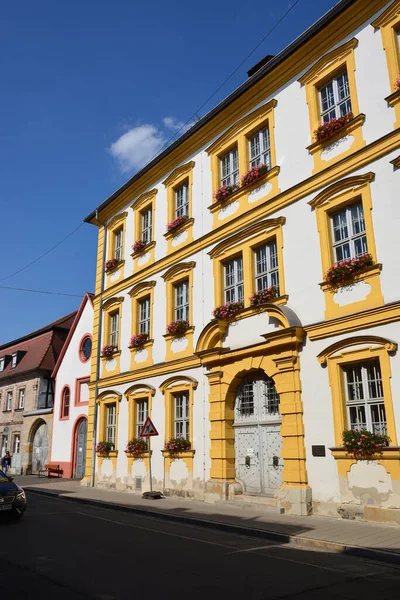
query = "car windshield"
xmin=0 ymin=470 xmax=9 ymax=482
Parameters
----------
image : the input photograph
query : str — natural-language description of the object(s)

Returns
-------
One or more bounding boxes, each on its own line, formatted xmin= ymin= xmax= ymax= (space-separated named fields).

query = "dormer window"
xmin=0 ymin=357 xmax=5 ymax=372
xmin=11 ymin=353 xmax=18 ymax=369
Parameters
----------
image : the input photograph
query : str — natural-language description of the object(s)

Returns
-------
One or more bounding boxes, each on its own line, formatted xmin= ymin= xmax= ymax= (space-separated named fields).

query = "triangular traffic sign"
xmin=140 ymin=417 xmax=158 ymax=437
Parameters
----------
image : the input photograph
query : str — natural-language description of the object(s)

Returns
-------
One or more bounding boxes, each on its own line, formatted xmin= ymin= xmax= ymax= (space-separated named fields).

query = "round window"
xmin=80 ymin=336 xmax=92 ymax=362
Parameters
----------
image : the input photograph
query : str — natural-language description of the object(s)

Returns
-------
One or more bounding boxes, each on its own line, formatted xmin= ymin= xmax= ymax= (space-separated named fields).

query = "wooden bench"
xmin=39 ymin=463 xmax=63 ymax=478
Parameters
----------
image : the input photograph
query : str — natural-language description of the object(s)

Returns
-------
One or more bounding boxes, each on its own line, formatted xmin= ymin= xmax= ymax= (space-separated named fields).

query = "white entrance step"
xmin=219 ymin=494 xmax=285 ymax=515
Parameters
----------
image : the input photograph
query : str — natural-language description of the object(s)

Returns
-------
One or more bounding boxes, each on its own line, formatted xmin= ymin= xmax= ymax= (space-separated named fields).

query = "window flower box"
xmin=212 ymin=301 xmax=243 ymax=319
xmin=314 ymin=112 xmax=353 ymax=142
xmin=241 ymin=164 xmax=269 ymax=187
xmin=250 ymin=286 xmax=279 ymax=306
xmin=164 ymin=437 xmax=191 ymax=455
xmin=101 ymin=345 xmax=117 ymax=358
xmin=96 ymin=441 xmax=114 ymax=456
xmin=128 ymin=333 xmax=149 ymax=349
xmin=104 ymin=258 xmax=119 ymax=272
xmin=166 ymin=320 xmax=190 ymax=337
xmin=125 ymin=438 xmax=148 ymax=458
xmin=167 ymin=215 xmax=188 ymax=233
xmin=396 ymin=75 xmax=400 ymax=92
xmin=132 ymin=240 xmax=148 ymax=254
xmin=324 ymin=253 xmax=374 ymax=290
xmin=342 ymin=429 xmax=390 ymax=460
xmin=213 ymin=183 xmax=239 ymax=203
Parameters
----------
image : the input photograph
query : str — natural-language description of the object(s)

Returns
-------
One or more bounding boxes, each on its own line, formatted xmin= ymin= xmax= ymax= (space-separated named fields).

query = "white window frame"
xmin=224 ymin=256 xmax=244 ymax=303
xmin=138 ymin=297 xmax=151 ymax=336
xmin=18 ymin=389 xmax=25 ymax=410
xmin=6 ymin=391 xmax=12 ymax=412
xmin=174 ymin=391 xmax=190 ymax=440
xmin=106 ymin=403 xmax=116 ymax=446
xmin=331 ymin=201 xmax=367 ymax=263
xmin=13 ymin=434 xmax=20 ymax=455
xmin=220 ymin=148 xmax=239 ymax=187
xmin=254 ymin=240 xmax=279 ymax=293
xmin=136 ymin=399 xmax=148 ymax=438
xmin=141 ymin=207 xmax=152 ymax=245
xmin=110 ymin=312 xmax=119 ymax=348
xmin=175 ymin=183 xmax=189 ymax=218
xmin=0 ymin=357 xmax=4 ymax=372
xmin=319 ymin=70 xmax=352 ymax=123
xmin=114 ymin=228 xmax=123 ymax=262
xmin=344 ymin=360 xmax=387 ymax=435
xmin=174 ymin=280 xmax=189 ymax=322
xmin=249 ymin=127 xmax=271 ymax=169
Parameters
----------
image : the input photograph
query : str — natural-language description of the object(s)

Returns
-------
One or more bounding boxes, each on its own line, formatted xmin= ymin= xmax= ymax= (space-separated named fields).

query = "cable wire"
xmin=0 ymin=284 xmax=83 ymax=298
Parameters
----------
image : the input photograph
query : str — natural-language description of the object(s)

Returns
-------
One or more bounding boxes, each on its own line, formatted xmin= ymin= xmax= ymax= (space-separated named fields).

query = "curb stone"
xmin=26 ymin=488 xmax=400 ymax=566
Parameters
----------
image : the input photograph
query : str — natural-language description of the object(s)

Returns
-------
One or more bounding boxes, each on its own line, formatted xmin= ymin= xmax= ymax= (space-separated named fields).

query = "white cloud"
xmin=109 ymin=124 xmax=166 ymax=174
xmin=163 ymin=116 xmax=195 ymax=134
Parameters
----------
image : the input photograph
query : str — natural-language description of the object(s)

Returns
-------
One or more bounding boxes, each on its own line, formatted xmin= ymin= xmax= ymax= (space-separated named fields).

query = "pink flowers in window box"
xmin=132 ymin=239 xmax=147 ymax=254
xmin=241 ymin=164 xmax=270 ymax=187
xmin=314 ymin=112 xmax=353 ymax=142
xmin=325 ymin=253 xmax=374 ymax=289
xmin=342 ymin=429 xmax=390 ymax=460
xmin=164 ymin=437 xmax=191 ymax=454
xmin=125 ymin=438 xmax=148 ymax=457
xmin=96 ymin=441 xmax=114 ymax=456
xmin=128 ymin=333 xmax=149 ymax=349
xmin=166 ymin=320 xmax=190 ymax=337
xmin=167 ymin=215 xmax=188 ymax=233
xmin=104 ymin=258 xmax=118 ymax=272
xmin=101 ymin=345 xmax=116 ymax=358
xmin=396 ymin=74 xmax=400 ymax=91
xmin=250 ymin=286 xmax=279 ymax=306
xmin=212 ymin=301 xmax=244 ymax=319
xmin=213 ymin=183 xmax=239 ymax=203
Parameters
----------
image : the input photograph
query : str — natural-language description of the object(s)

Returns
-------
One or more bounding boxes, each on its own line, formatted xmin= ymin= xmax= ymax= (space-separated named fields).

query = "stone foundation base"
xmin=277 ymin=486 xmax=313 ymax=516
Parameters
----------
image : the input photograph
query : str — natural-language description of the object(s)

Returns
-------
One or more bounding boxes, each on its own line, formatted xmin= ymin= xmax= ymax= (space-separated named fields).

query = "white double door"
xmin=234 ymin=375 xmax=283 ymax=495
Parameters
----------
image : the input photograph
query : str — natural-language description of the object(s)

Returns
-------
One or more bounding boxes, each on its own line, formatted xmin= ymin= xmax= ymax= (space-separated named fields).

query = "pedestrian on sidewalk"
xmin=2 ymin=451 xmax=12 ymax=474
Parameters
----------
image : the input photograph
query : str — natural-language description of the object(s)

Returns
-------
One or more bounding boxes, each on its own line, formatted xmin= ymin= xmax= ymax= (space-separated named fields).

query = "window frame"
xmin=105 ymin=212 xmax=127 ymax=282
xmin=174 ymin=279 xmax=190 ymax=322
xmin=248 ymin=125 xmax=271 ymax=169
xmin=319 ymin=70 xmax=352 ymax=123
xmin=223 ymin=254 xmax=244 ymax=304
xmin=138 ymin=295 xmax=151 ymax=336
xmin=160 ymin=377 xmax=197 ymax=450
xmin=97 ymin=393 xmax=121 ymax=452
xmin=114 ymin=227 xmax=123 ymax=262
xmin=109 ymin=311 xmax=119 ymax=348
xmin=60 ymin=385 xmax=71 ymax=420
xmin=5 ymin=390 xmax=12 ymax=412
xmin=102 ymin=297 xmax=124 ymax=375
xmin=173 ymin=390 xmax=190 ymax=440
xmin=253 ymin=239 xmax=280 ymax=294
xmin=220 ymin=146 xmax=239 ymax=187
xmin=132 ymin=190 xmax=157 ymax=260
xmin=79 ymin=334 xmax=93 ymax=363
xmin=0 ymin=357 xmax=4 ymax=372
xmin=11 ymin=353 xmax=17 ymax=369
xmin=17 ymin=388 xmax=25 ymax=410
xmin=125 ymin=385 xmax=155 ymax=444
xmin=330 ymin=200 xmax=368 ymax=263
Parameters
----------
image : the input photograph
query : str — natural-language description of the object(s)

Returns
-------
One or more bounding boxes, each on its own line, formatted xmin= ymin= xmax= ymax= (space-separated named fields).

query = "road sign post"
xmin=139 ymin=417 xmax=161 ymax=499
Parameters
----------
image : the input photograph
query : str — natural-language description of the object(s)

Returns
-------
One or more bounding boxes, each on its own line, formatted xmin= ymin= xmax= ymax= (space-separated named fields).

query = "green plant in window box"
xmin=96 ymin=441 xmax=114 ymax=456
xmin=342 ymin=429 xmax=390 ymax=460
xmin=125 ymin=438 xmax=148 ymax=457
xmin=164 ymin=437 xmax=191 ymax=455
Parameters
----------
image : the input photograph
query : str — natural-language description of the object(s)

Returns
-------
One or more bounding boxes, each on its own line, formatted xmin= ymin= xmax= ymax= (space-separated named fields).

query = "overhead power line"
xmin=0 ymin=284 xmax=83 ymax=298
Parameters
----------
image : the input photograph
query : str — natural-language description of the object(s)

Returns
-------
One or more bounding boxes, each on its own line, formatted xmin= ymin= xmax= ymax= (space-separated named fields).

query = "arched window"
xmin=61 ymin=387 xmax=70 ymax=419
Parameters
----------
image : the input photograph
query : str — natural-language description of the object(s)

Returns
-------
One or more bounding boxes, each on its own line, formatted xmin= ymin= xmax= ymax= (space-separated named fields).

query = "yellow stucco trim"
xmin=129 ymin=282 xmax=156 ymax=370
xmin=162 ymin=262 xmax=195 ymax=362
xmin=101 ymin=297 xmax=124 ymax=377
xmin=125 ymin=385 xmax=155 ymax=441
xmin=331 ymin=447 xmax=400 ymax=480
xmin=105 ymin=212 xmax=128 ymax=287
xmin=321 ymin=339 xmax=398 ymax=448
xmin=390 ymin=154 xmax=400 ymax=167
xmin=96 ymin=391 xmax=122 ymax=459
xmin=132 ymin=190 xmax=157 ymax=273
xmin=163 ymin=162 xmax=195 ymax=243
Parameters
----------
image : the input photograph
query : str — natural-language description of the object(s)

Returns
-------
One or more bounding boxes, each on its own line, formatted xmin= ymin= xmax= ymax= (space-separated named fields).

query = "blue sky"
xmin=0 ymin=0 xmax=339 ymax=343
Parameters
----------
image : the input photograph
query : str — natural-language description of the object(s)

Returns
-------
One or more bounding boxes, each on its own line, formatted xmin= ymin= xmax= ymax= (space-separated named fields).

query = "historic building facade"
xmin=83 ymin=0 xmax=400 ymax=522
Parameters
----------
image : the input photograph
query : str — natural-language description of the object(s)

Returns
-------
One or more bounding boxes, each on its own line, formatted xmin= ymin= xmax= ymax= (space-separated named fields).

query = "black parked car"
xmin=0 ymin=469 xmax=26 ymax=519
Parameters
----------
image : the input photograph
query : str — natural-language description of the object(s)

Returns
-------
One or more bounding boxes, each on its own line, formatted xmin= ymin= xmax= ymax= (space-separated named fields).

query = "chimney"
xmin=247 ymin=54 xmax=274 ymax=78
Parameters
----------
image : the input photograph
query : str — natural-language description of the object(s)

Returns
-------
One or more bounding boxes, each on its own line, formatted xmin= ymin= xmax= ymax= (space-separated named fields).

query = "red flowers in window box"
xmin=104 ymin=258 xmax=119 ymax=272
xmin=241 ymin=164 xmax=269 ymax=187
xmin=324 ymin=253 xmax=374 ymax=289
xmin=396 ymin=74 xmax=400 ymax=92
xmin=128 ymin=333 xmax=149 ymax=349
xmin=125 ymin=438 xmax=148 ymax=457
xmin=314 ymin=112 xmax=353 ymax=142
xmin=166 ymin=320 xmax=190 ymax=337
xmin=96 ymin=441 xmax=114 ymax=456
xmin=213 ymin=184 xmax=239 ymax=203
xmin=167 ymin=215 xmax=188 ymax=233
xmin=212 ymin=301 xmax=244 ymax=319
xmin=101 ymin=345 xmax=117 ymax=358
xmin=132 ymin=239 xmax=147 ymax=254
xmin=250 ymin=286 xmax=279 ymax=306
xmin=342 ymin=429 xmax=390 ymax=460
xmin=164 ymin=437 xmax=191 ymax=454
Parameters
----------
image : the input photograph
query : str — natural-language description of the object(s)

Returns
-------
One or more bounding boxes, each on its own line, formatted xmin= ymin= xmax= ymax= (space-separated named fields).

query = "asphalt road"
xmin=0 ymin=492 xmax=399 ymax=600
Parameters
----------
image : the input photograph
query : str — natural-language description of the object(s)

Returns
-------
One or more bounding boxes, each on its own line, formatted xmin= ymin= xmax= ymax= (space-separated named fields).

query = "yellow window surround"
xmin=105 ymin=212 xmax=128 ymax=285
xmin=125 ymin=384 xmax=155 ymax=442
xmin=162 ymin=161 xmax=195 ymax=253
xmin=96 ymin=390 xmax=122 ymax=463
xmin=101 ymin=297 xmax=124 ymax=377
xmin=131 ymin=189 xmax=157 ymax=271
xmin=309 ymin=172 xmax=383 ymax=320
xmin=209 ymin=218 xmax=286 ymax=309
xmin=128 ymin=281 xmax=156 ymax=369
xmin=317 ymin=336 xmax=398 ymax=448
xmin=372 ymin=0 xmax=400 ymax=128
xmin=298 ymin=38 xmax=365 ymax=173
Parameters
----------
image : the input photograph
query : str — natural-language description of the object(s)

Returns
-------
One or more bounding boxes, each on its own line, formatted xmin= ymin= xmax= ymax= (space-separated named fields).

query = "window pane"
xmin=331 ymin=202 xmax=368 ymax=263
xmin=320 ymin=71 xmax=351 ymax=121
xmin=254 ymin=241 xmax=279 ymax=294
xmin=138 ymin=297 xmax=150 ymax=335
xmin=174 ymin=392 xmax=190 ymax=440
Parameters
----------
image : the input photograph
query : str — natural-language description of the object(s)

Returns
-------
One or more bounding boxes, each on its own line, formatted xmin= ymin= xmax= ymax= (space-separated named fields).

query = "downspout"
xmin=90 ymin=209 xmax=107 ymax=487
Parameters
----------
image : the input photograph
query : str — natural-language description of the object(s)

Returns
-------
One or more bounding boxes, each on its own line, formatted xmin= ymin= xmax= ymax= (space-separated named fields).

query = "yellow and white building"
xmin=83 ymin=0 xmax=400 ymax=522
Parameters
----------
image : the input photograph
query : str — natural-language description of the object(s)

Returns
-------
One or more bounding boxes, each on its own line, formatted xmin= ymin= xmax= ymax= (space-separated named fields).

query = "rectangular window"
xmin=0 ymin=357 xmax=4 ymax=372
xmin=114 ymin=228 xmax=123 ymax=262
xmin=136 ymin=399 xmax=148 ymax=438
xmin=18 ymin=389 xmax=25 ymax=410
xmin=174 ymin=392 xmax=189 ymax=440
xmin=344 ymin=360 xmax=387 ymax=435
xmin=254 ymin=240 xmax=279 ymax=293
xmin=11 ymin=353 xmax=17 ymax=369
xmin=141 ymin=207 xmax=153 ymax=244
xmin=331 ymin=201 xmax=367 ymax=263
xmin=13 ymin=434 xmax=20 ymax=455
xmin=319 ymin=70 xmax=352 ymax=123
xmin=174 ymin=280 xmax=189 ymax=322
xmin=110 ymin=312 xmax=119 ymax=348
xmin=138 ymin=296 xmax=151 ymax=335
xmin=224 ymin=256 xmax=244 ymax=303
xmin=249 ymin=127 xmax=271 ymax=169
xmin=175 ymin=183 xmax=189 ymax=218
xmin=220 ymin=148 xmax=239 ymax=186
xmin=6 ymin=391 xmax=12 ymax=412
xmin=106 ymin=403 xmax=116 ymax=445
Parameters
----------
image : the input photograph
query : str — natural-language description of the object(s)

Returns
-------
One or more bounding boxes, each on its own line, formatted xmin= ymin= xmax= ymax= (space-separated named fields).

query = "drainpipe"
xmin=90 ymin=209 xmax=107 ymax=487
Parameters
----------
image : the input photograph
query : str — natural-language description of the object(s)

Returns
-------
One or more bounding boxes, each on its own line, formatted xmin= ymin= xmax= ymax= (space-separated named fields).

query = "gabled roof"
xmin=51 ymin=293 xmax=94 ymax=379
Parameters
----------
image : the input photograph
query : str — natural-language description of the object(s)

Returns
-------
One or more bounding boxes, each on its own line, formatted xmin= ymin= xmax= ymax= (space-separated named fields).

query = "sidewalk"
xmin=17 ymin=476 xmax=400 ymax=565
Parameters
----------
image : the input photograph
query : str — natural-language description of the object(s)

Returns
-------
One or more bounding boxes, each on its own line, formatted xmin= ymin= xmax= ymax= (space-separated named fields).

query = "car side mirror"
xmin=7 ymin=476 xmax=13 ymax=482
